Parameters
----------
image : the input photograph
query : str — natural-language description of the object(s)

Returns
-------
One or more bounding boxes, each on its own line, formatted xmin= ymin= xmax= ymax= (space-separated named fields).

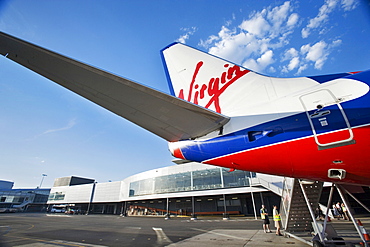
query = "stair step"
xmin=282 ymin=179 xmax=323 ymax=233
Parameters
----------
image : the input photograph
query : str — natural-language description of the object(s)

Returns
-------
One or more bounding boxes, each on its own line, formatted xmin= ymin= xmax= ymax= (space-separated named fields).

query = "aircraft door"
xmin=299 ymin=89 xmax=354 ymax=150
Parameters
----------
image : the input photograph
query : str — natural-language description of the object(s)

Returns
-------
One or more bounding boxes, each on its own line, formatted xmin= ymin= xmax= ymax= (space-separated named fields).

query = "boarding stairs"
xmin=281 ymin=178 xmax=323 ymax=233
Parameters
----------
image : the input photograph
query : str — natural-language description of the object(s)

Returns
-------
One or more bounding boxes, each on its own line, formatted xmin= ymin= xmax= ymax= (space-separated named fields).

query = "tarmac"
xmin=166 ymin=229 xmax=310 ymax=246
xmin=3 ymin=214 xmax=370 ymax=247
xmin=10 ymin=229 xmax=310 ymax=247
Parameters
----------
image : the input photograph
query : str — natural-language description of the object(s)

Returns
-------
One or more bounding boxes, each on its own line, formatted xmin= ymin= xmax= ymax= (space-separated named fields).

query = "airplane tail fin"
xmin=161 ymin=43 xmax=320 ymax=117
xmin=161 ymin=43 xmax=255 ymax=116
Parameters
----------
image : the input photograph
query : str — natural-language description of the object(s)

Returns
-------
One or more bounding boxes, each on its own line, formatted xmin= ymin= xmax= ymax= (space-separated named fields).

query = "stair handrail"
xmin=250 ymin=177 xmax=283 ymax=196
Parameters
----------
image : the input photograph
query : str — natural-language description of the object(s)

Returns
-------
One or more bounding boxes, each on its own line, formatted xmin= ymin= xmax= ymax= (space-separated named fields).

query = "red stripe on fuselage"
xmin=203 ymin=125 xmax=370 ymax=186
xmin=173 ymin=147 xmax=185 ymax=160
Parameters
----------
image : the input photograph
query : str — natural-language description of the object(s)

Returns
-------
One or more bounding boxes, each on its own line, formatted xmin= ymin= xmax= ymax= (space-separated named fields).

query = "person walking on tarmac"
xmin=260 ymin=205 xmax=272 ymax=233
xmin=273 ymin=205 xmax=283 ymax=236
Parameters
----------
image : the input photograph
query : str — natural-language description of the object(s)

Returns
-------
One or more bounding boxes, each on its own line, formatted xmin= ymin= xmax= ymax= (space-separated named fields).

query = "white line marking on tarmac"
xmin=191 ymin=228 xmax=247 ymax=240
xmin=45 ymin=214 xmax=71 ymax=217
xmin=13 ymin=240 xmax=108 ymax=246
xmin=124 ymin=226 xmax=142 ymax=230
xmin=152 ymin=227 xmax=173 ymax=245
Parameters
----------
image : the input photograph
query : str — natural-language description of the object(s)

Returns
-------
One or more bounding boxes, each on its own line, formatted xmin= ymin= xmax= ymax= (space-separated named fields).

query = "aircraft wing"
xmin=0 ymin=32 xmax=229 ymax=142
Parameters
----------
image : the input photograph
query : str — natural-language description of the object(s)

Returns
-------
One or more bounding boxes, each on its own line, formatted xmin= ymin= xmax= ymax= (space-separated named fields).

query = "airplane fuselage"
xmin=169 ymin=70 xmax=370 ymax=186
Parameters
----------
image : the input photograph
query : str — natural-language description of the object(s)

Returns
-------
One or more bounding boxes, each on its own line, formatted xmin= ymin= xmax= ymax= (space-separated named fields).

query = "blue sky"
xmin=0 ymin=0 xmax=369 ymax=188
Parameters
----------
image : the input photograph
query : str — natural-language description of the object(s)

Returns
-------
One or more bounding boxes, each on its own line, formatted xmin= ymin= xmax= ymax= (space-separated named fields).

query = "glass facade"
xmin=48 ymin=192 xmax=66 ymax=201
xmin=222 ymin=169 xmax=251 ymax=187
xmin=193 ymin=169 xmax=222 ymax=190
xmin=129 ymin=168 xmax=256 ymax=197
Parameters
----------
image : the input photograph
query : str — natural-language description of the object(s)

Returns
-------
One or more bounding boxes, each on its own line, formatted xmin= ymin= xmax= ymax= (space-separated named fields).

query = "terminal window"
xmin=129 ymin=169 xmax=256 ymax=197
xmin=48 ymin=192 xmax=66 ymax=201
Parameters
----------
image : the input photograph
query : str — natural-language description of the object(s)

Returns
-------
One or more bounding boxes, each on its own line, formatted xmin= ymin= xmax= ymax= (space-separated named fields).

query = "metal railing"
xmin=250 ymin=177 xmax=283 ymax=196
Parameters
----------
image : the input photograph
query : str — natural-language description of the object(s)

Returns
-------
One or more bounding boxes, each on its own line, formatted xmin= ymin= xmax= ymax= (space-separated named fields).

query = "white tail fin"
xmin=161 ymin=43 xmax=320 ymax=117
xmin=161 ymin=43 xmax=258 ymax=116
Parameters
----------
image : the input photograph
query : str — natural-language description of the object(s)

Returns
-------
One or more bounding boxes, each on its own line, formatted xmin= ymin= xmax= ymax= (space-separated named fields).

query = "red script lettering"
xmin=178 ymin=61 xmax=249 ymax=113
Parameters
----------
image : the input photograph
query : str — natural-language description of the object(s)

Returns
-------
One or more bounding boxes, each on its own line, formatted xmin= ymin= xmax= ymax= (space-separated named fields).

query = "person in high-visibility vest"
xmin=273 ymin=205 xmax=283 ymax=236
xmin=260 ymin=205 xmax=271 ymax=233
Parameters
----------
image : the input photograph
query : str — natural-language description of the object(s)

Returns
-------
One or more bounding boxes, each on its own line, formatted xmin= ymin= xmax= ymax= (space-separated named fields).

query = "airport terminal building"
xmin=47 ymin=163 xmax=283 ymax=217
xmin=0 ymin=180 xmax=50 ymax=212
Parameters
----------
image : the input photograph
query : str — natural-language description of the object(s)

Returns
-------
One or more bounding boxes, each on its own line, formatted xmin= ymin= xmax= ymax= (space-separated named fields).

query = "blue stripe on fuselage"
xmin=308 ymin=72 xmax=351 ymax=83
xmin=180 ymin=104 xmax=370 ymax=163
xmin=180 ymin=111 xmax=311 ymax=162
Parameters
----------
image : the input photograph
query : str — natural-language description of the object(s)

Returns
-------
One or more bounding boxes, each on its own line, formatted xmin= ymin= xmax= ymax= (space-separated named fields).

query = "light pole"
xmin=39 ymin=174 xmax=47 ymax=188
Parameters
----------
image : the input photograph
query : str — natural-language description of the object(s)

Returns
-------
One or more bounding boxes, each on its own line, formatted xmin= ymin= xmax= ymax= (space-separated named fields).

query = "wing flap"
xmin=0 ymin=32 xmax=229 ymax=141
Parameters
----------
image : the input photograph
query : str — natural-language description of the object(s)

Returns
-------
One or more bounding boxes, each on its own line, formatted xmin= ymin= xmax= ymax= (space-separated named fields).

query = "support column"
xmin=222 ymin=194 xmax=229 ymax=220
xmin=191 ymin=196 xmax=197 ymax=220
xmin=249 ymin=172 xmax=257 ymax=220
xmin=321 ymin=183 xmax=335 ymax=240
xmin=165 ymin=198 xmax=170 ymax=220
xmin=86 ymin=182 xmax=96 ymax=215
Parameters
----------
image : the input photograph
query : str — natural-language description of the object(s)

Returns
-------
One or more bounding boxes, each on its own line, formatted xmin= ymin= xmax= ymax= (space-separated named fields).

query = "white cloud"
xmin=269 ymin=67 xmax=276 ymax=73
xmin=331 ymin=39 xmax=342 ymax=47
xmin=281 ymin=38 xmax=342 ymax=74
xmin=297 ymin=64 xmax=308 ymax=74
xmin=288 ymin=56 xmax=300 ymax=71
xmin=199 ymin=35 xmax=219 ymax=49
xmin=341 ymin=0 xmax=358 ymax=11
xmin=301 ymin=0 xmax=357 ymax=38
xmin=267 ymin=1 xmax=292 ymax=34
xmin=243 ymin=50 xmax=275 ymax=72
xmin=225 ymin=20 xmax=233 ymax=27
xmin=239 ymin=13 xmax=271 ymax=37
xmin=176 ymin=34 xmax=189 ymax=44
xmin=243 ymin=58 xmax=258 ymax=71
xmin=197 ymin=1 xmax=354 ymax=75
xmin=301 ymin=0 xmax=338 ymax=38
xmin=199 ymin=1 xmax=298 ymax=73
xmin=304 ymin=42 xmax=327 ymax=61
xmin=297 ymin=39 xmax=341 ymax=71
xmin=301 ymin=29 xmax=310 ymax=39
xmin=258 ymin=50 xmax=275 ymax=68
xmin=176 ymin=27 xmax=197 ymax=44
xmin=304 ymin=41 xmax=328 ymax=69
xmin=287 ymin=13 xmax=299 ymax=26
xmin=300 ymin=43 xmax=310 ymax=54
xmin=282 ymin=47 xmax=299 ymax=61
xmin=206 ymin=27 xmax=257 ymax=64
xmin=300 ymin=42 xmax=327 ymax=70
xmin=281 ymin=48 xmax=300 ymax=73
xmin=42 ymin=118 xmax=77 ymax=135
